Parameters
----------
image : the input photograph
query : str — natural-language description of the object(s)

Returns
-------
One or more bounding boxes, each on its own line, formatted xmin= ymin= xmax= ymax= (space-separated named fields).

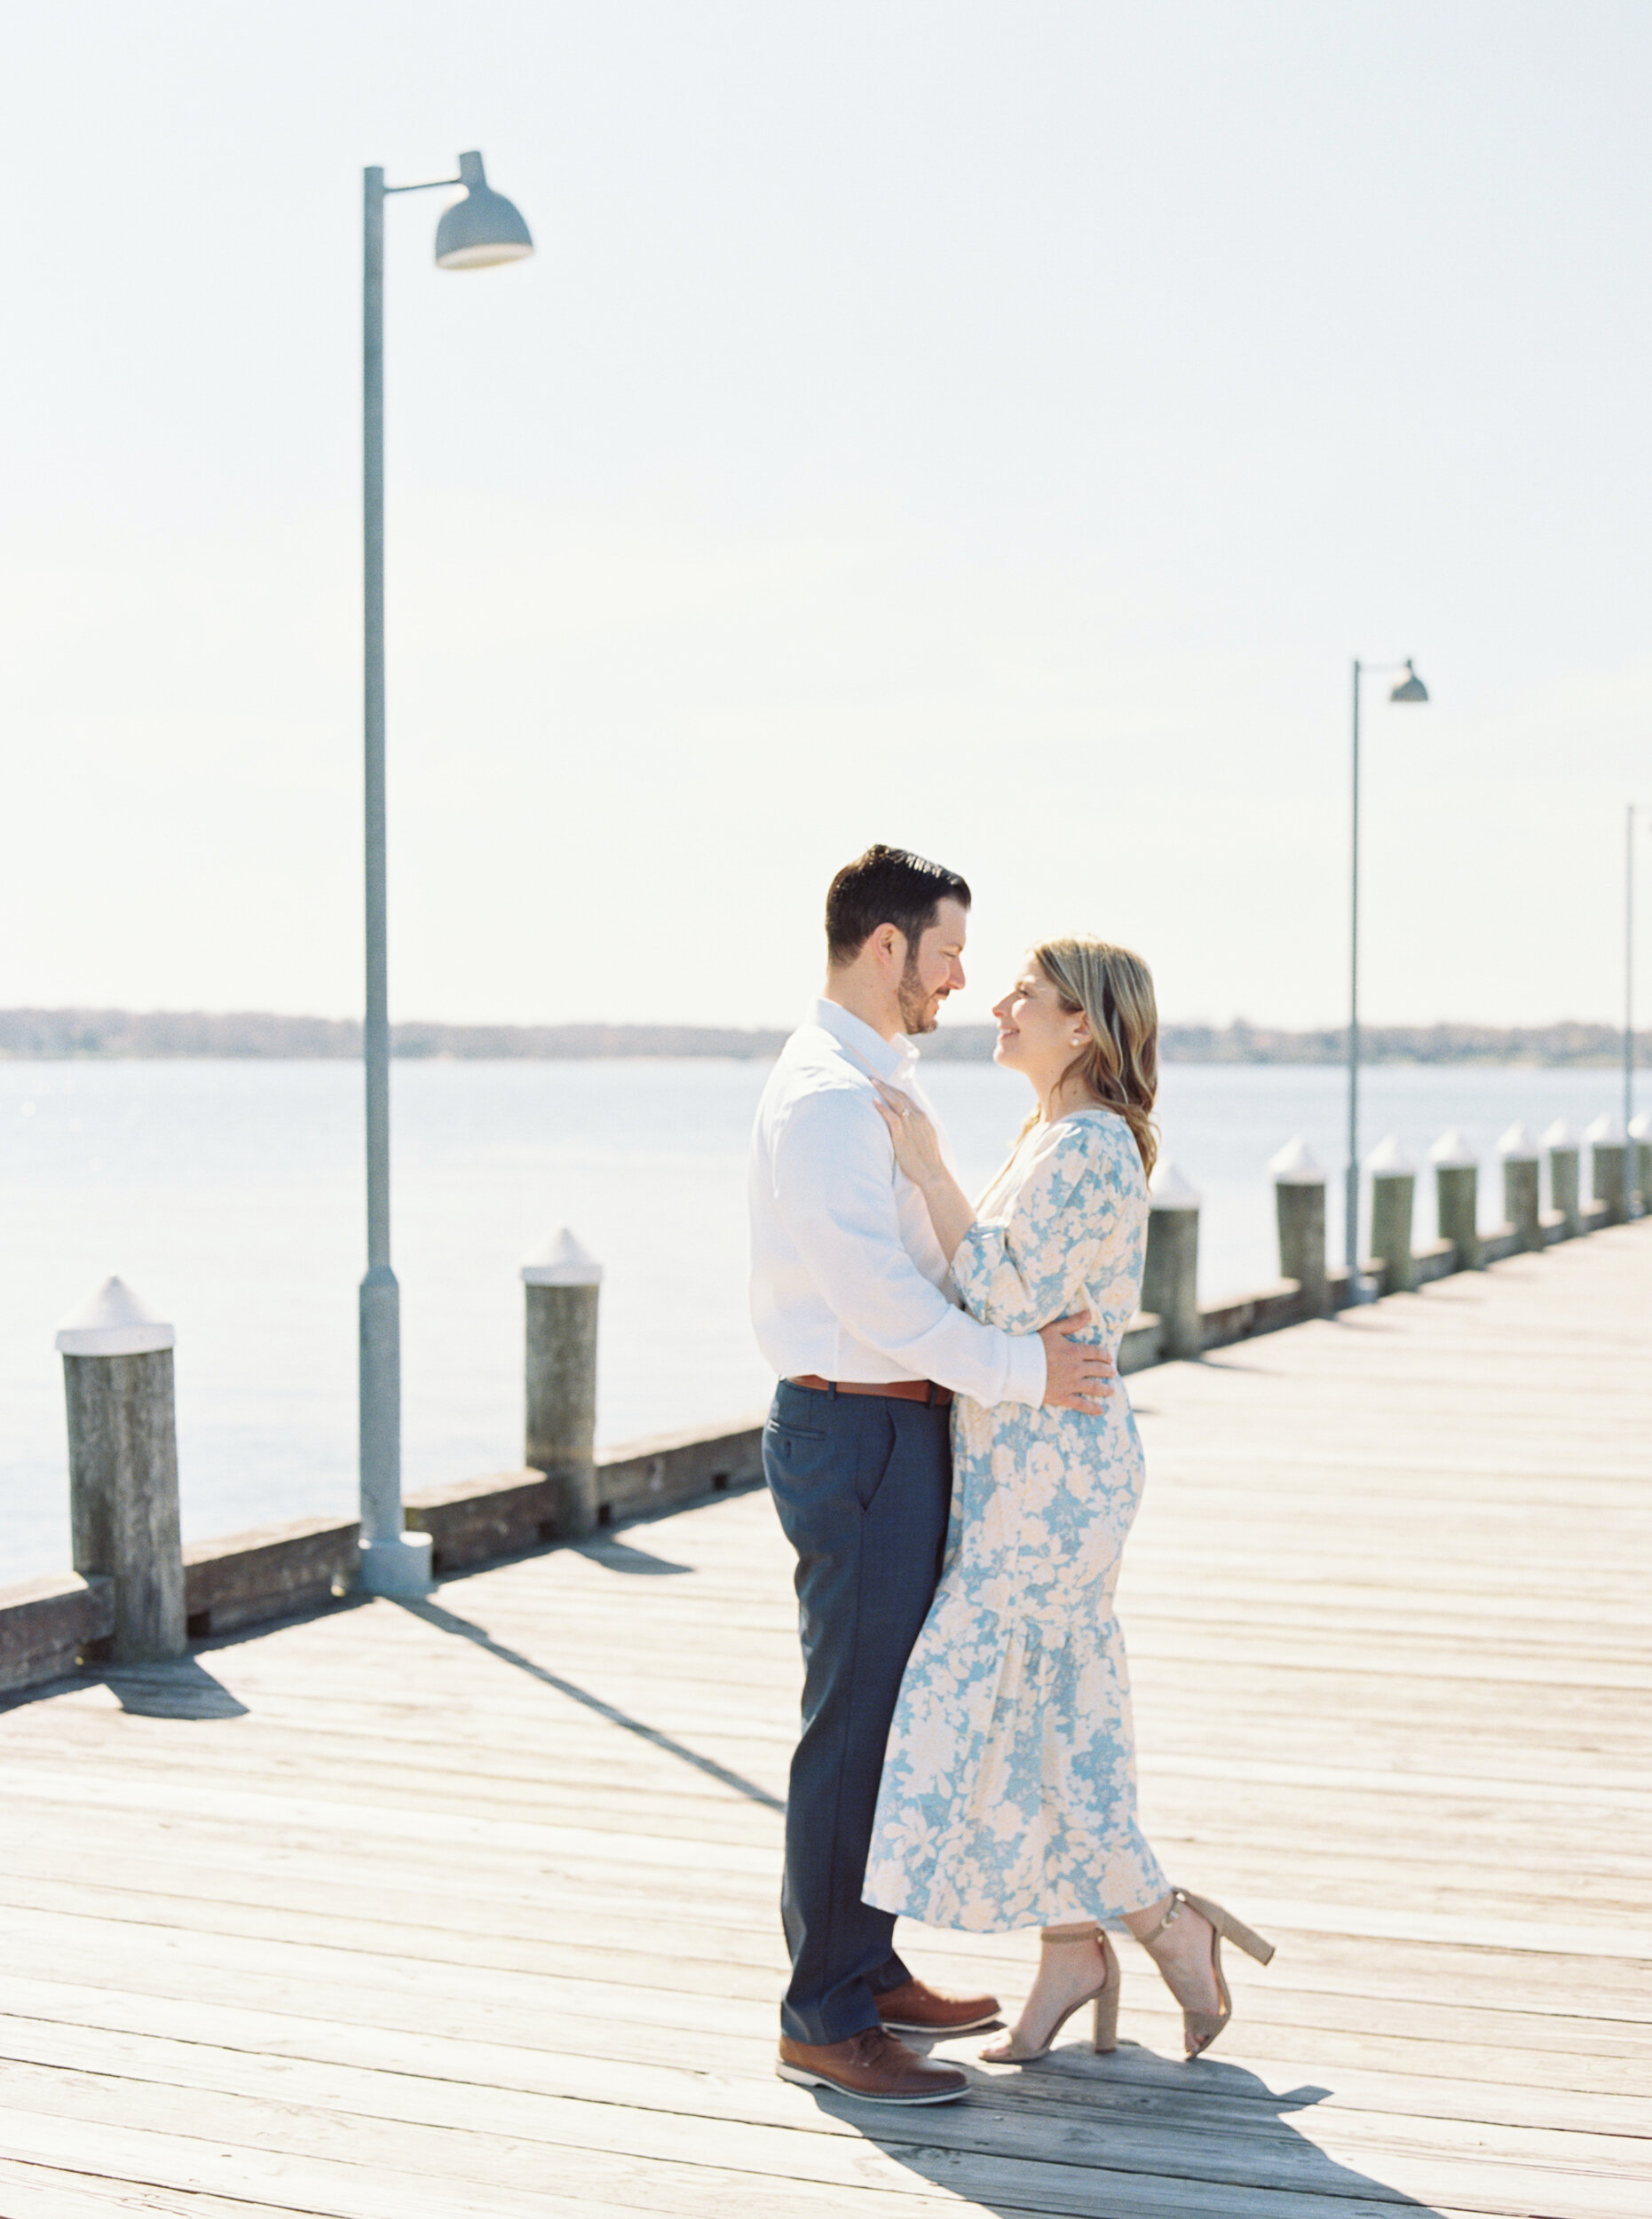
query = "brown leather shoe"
xmin=876 ymin=1976 xmax=1001 ymax=2036
xmin=777 ymin=2027 xmax=968 ymax=2104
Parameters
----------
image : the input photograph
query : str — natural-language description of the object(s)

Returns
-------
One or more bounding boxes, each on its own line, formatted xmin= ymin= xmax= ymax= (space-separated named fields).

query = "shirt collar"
xmin=810 ymin=997 xmax=919 ymax=1083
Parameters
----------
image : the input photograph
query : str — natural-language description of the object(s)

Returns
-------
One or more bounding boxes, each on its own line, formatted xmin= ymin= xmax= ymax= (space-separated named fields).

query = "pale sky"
xmin=4 ymin=1 xmax=1649 ymax=1034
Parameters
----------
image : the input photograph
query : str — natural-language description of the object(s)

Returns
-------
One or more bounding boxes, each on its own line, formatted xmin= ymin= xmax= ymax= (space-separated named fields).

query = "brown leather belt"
xmin=789 ymin=1374 xmax=952 ymax=1409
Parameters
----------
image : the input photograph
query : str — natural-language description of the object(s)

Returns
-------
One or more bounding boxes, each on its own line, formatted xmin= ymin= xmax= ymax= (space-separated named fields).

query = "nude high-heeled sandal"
xmin=981 ymin=1923 xmax=1121 ymax=2062
xmin=1139 ymin=1889 xmax=1275 ymax=2058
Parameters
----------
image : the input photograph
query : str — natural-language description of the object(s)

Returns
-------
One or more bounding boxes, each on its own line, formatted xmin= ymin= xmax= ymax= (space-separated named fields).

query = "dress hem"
xmin=860 ymin=1872 xmax=1169 ymax=1937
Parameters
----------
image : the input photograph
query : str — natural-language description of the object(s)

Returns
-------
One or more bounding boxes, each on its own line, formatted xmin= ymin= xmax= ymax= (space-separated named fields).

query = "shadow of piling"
xmin=102 ymin=1655 xmax=249 ymax=1719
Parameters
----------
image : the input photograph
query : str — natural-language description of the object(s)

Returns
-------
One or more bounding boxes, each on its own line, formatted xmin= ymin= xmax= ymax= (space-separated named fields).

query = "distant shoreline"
xmin=1 ymin=1009 xmax=1644 ymax=1068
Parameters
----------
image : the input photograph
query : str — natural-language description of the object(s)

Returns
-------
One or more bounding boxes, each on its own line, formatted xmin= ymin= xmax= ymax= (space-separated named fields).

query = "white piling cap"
xmin=55 ymin=1276 xmax=175 ymax=1356
xmin=1496 ymin=1121 xmax=1538 ymax=1159
xmin=1268 ymin=1135 xmax=1323 ymax=1184
xmin=1585 ymin=1111 xmax=1626 ymax=1145
xmin=1427 ymin=1127 xmax=1476 ymax=1168
xmin=1366 ymin=1133 xmax=1414 ymax=1174
xmin=521 ymin=1227 xmax=604 ymax=1286
xmin=1629 ymin=1112 xmax=1652 ymax=1141
xmin=1148 ymin=1156 xmax=1201 ymax=1210
xmin=1541 ymin=1117 xmax=1578 ymax=1149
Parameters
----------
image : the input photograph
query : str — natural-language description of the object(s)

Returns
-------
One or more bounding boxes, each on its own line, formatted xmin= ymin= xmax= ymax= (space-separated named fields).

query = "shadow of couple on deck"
xmin=804 ymin=2041 xmax=1450 ymax=2218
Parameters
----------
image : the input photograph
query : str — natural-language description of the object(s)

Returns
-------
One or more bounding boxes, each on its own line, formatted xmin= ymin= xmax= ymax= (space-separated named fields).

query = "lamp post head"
xmin=435 ymin=151 xmax=534 ymax=270
xmin=1388 ymin=659 xmax=1428 ymax=704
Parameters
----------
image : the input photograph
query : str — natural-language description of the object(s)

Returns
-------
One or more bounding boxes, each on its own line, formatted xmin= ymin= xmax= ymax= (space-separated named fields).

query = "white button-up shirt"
xmin=747 ymin=999 xmax=1047 ymax=1406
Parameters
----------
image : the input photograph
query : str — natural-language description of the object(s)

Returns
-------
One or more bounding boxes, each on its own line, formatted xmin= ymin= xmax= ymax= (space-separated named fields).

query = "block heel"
xmin=1091 ymin=1943 xmax=1121 ymax=2053
xmin=982 ymin=1923 xmax=1119 ymax=2064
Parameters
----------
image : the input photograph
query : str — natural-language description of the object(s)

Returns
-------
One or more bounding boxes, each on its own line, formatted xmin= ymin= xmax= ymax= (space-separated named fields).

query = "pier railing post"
xmin=55 ymin=1278 xmax=186 ymax=1664
xmin=1497 ymin=1123 xmax=1543 ymax=1253
xmin=522 ymin=1228 xmax=602 ymax=1539
xmin=1585 ymin=1114 xmax=1629 ymax=1226
xmin=1429 ymin=1129 xmax=1481 ymax=1272
xmin=1630 ymin=1112 xmax=1652 ymax=1218
xmin=1367 ymin=1135 xmax=1417 ymax=1293
xmin=1143 ymin=1159 xmax=1202 ymax=1360
xmin=1269 ymin=1137 xmax=1330 ymax=1316
xmin=1543 ymin=1120 xmax=1583 ymax=1239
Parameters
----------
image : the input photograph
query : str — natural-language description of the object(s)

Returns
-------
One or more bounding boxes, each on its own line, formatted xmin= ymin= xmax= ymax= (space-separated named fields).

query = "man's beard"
xmin=897 ymin=952 xmax=943 ymax=1036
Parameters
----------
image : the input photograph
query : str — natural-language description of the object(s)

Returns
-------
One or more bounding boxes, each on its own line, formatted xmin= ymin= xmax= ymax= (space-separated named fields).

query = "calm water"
xmin=0 ymin=1055 xmax=1626 ymax=1583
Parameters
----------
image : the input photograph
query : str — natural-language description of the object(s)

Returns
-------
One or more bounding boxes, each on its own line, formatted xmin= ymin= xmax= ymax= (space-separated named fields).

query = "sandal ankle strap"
xmin=1140 ymin=1889 xmax=1189 ymax=1945
xmin=1039 ymin=1921 xmax=1102 ymax=1946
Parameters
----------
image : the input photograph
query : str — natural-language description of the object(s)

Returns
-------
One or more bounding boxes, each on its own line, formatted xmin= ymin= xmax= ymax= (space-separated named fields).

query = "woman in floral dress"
xmin=861 ymin=936 xmax=1273 ymax=2063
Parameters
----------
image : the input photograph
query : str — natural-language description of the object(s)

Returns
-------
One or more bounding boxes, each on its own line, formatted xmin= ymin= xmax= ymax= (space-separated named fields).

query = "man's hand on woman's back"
xmin=1039 ymin=1314 xmax=1117 ymax=1412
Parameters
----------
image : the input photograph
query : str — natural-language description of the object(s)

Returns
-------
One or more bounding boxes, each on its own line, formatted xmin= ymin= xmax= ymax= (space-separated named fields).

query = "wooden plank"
xmin=0 ymin=2114 xmax=694 ymax=2219
xmin=182 ymin=1516 xmax=358 ymax=1639
xmin=0 ymin=1571 xmax=112 ymax=1694
xmin=0 ymin=2157 xmax=345 ymax=2219
xmin=0 ymin=1767 xmax=784 ymax=1873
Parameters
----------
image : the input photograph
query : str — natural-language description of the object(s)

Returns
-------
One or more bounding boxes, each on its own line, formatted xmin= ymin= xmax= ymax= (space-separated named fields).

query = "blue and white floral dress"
xmin=863 ymin=1107 xmax=1170 ymax=1933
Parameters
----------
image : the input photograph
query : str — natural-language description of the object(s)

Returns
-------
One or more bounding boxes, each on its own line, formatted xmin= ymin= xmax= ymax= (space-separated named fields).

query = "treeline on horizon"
xmin=1 ymin=1008 xmax=1644 ymax=1067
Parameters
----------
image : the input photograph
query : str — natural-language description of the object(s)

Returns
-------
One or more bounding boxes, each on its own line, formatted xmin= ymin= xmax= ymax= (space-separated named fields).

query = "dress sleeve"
xmin=952 ymin=1119 xmax=1122 ymax=1332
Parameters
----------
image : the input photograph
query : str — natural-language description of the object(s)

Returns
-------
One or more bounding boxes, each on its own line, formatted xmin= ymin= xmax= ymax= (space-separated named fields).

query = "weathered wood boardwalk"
xmin=1 ymin=1225 xmax=1648 ymax=2218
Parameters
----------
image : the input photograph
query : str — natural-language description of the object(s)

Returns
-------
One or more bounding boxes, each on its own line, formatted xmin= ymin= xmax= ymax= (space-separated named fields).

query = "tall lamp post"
xmin=1345 ymin=657 xmax=1429 ymax=1295
xmin=358 ymin=151 xmax=534 ymax=1599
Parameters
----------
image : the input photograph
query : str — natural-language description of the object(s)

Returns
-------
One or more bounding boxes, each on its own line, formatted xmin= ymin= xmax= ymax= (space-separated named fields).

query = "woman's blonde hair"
xmin=1027 ymin=936 xmax=1159 ymax=1178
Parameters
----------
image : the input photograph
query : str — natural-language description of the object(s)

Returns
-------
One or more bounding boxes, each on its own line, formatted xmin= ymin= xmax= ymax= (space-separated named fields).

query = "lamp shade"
xmin=435 ymin=151 xmax=534 ymax=270
xmin=1388 ymin=659 xmax=1428 ymax=704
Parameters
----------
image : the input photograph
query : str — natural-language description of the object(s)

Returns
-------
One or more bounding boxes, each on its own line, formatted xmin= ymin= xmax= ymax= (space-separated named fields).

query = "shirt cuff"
xmin=1003 ymin=1325 xmax=1046 ymax=1408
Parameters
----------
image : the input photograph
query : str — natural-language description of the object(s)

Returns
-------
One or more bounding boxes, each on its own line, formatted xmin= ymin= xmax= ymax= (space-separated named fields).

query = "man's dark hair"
xmin=825 ymin=845 xmax=971 ymax=967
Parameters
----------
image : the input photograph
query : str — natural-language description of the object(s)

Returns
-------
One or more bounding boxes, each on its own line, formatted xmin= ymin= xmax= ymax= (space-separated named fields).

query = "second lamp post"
xmin=1345 ymin=656 xmax=1428 ymax=1291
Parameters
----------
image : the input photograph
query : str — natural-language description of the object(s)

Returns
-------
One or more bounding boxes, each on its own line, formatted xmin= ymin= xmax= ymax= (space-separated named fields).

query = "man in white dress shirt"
xmin=749 ymin=845 xmax=1114 ymax=2104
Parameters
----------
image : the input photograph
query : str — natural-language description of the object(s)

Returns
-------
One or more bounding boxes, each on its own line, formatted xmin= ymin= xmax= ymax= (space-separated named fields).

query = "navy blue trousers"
xmin=763 ymin=1378 xmax=952 ymax=2045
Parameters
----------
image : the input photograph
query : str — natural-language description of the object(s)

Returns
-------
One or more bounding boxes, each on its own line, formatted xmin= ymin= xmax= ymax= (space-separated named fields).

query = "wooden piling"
xmin=1367 ymin=1135 xmax=1417 ymax=1293
xmin=1429 ymin=1129 xmax=1481 ymax=1271
xmin=1497 ymin=1122 xmax=1543 ymax=1253
xmin=1630 ymin=1111 xmax=1651 ymax=1218
xmin=1269 ymin=1136 xmax=1329 ymax=1316
xmin=523 ymin=1228 xmax=603 ymax=1539
xmin=1544 ymin=1119 xmax=1583 ymax=1238
xmin=1143 ymin=1158 xmax=1202 ymax=1359
xmin=1585 ymin=1113 xmax=1629 ymax=1227
xmin=56 ymin=1278 xmax=185 ymax=1664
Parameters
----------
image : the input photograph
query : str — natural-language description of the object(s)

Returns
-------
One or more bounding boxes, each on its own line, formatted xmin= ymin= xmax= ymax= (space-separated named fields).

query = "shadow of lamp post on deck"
xmin=357 ymin=152 xmax=534 ymax=1601
xmin=1344 ymin=657 xmax=1429 ymax=1302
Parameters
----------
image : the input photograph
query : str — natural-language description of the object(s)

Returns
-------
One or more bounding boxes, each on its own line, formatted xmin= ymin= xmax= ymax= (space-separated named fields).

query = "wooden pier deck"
xmin=1 ymin=1224 xmax=1648 ymax=2219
